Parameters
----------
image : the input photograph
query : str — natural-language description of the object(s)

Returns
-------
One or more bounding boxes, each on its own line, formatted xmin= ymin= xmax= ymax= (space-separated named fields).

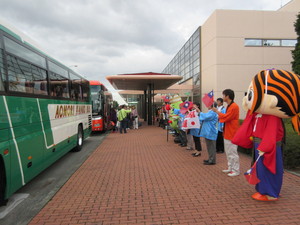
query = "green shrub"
xmin=283 ymin=119 xmax=300 ymax=169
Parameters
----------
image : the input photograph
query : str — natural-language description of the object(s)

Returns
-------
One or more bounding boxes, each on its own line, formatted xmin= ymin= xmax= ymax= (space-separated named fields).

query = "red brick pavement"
xmin=29 ymin=125 xmax=300 ymax=225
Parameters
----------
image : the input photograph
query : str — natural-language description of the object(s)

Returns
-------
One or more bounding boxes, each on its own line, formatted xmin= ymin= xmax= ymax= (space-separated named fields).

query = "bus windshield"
xmin=90 ymin=85 xmax=101 ymax=94
xmin=90 ymin=85 xmax=103 ymax=116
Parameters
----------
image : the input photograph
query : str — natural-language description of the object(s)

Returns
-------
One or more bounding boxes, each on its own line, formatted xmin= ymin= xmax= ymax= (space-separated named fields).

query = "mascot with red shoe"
xmin=232 ymin=69 xmax=300 ymax=201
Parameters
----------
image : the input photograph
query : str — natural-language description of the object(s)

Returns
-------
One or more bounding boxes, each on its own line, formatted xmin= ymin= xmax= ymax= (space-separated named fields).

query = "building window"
xmin=263 ymin=39 xmax=280 ymax=46
xmin=282 ymin=39 xmax=297 ymax=47
xmin=245 ymin=38 xmax=297 ymax=47
xmin=244 ymin=39 xmax=262 ymax=46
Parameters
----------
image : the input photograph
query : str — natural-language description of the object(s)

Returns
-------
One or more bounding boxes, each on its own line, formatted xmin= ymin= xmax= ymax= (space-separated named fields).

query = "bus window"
xmin=32 ymin=65 xmax=48 ymax=95
xmin=82 ymin=79 xmax=90 ymax=101
xmin=49 ymin=60 xmax=70 ymax=98
xmin=6 ymin=54 xmax=48 ymax=95
xmin=4 ymin=36 xmax=46 ymax=68
xmin=49 ymin=72 xmax=70 ymax=98
xmin=0 ymin=49 xmax=5 ymax=91
xmin=48 ymin=61 xmax=68 ymax=77
xmin=70 ymin=72 xmax=83 ymax=101
xmin=7 ymin=55 xmax=34 ymax=93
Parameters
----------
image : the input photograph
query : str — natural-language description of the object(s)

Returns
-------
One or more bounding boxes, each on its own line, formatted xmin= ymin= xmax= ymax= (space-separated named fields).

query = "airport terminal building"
xmin=162 ymin=0 xmax=300 ymax=118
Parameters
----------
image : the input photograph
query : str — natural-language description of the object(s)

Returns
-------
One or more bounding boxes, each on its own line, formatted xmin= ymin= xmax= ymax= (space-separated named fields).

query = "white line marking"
xmin=3 ymin=96 xmax=25 ymax=185
xmin=36 ymin=99 xmax=54 ymax=149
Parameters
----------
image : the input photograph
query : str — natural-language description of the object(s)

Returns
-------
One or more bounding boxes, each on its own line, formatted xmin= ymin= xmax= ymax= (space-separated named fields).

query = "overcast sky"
xmin=0 ymin=0 xmax=292 ymax=99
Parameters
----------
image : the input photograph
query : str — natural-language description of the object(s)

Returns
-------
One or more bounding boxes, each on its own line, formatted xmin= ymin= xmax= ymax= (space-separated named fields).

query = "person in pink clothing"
xmin=131 ymin=106 xmax=139 ymax=129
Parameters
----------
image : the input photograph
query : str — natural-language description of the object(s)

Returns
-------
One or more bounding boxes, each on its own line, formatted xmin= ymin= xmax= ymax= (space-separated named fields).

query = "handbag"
xmin=182 ymin=111 xmax=200 ymax=129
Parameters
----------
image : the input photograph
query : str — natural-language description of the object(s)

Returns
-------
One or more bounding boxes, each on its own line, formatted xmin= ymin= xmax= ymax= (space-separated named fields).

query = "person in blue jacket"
xmin=193 ymin=102 xmax=218 ymax=165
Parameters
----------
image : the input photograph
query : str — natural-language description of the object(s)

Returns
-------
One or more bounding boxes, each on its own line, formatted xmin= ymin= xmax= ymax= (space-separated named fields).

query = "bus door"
xmin=6 ymin=96 xmax=45 ymax=184
xmin=92 ymin=90 xmax=104 ymax=131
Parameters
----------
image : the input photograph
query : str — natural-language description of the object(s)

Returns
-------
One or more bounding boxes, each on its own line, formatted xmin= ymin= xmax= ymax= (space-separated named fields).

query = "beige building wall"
xmin=279 ymin=0 xmax=300 ymax=11
xmin=201 ymin=9 xmax=298 ymax=118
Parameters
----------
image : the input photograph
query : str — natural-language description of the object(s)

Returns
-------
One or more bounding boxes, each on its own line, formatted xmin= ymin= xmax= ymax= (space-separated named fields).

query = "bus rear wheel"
xmin=72 ymin=125 xmax=83 ymax=152
xmin=0 ymin=158 xmax=7 ymax=206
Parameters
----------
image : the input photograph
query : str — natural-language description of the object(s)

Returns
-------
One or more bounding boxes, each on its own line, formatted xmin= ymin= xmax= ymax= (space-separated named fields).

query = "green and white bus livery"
xmin=0 ymin=20 xmax=92 ymax=205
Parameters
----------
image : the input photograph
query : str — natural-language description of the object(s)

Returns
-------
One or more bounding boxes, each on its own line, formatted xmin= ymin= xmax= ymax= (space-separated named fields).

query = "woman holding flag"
xmin=193 ymin=102 xmax=219 ymax=165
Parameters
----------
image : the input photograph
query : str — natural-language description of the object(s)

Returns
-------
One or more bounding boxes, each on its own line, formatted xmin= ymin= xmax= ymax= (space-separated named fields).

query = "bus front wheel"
xmin=73 ymin=125 xmax=83 ymax=152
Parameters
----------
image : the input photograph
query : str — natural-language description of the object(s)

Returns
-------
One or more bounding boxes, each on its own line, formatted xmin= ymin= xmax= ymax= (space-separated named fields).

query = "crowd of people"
xmin=157 ymin=89 xmax=241 ymax=177
xmin=109 ymin=69 xmax=300 ymax=202
xmin=110 ymin=105 xmax=140 ymax=134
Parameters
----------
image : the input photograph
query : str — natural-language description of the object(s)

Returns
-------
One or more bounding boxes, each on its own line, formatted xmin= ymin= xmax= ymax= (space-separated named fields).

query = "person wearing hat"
xmin=193 ymin=102 xmax=218 ymax=165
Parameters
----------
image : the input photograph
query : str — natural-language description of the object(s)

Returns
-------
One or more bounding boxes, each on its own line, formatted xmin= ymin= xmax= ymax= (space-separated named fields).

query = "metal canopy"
xmin=106 ymin=72 xmax=182 ymax=90
xmin=106 ymin=72 xmax=182 ymax=126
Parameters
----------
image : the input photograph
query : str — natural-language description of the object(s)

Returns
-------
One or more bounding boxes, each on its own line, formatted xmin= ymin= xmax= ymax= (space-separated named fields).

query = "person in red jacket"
xmin=212 ymin=89 xmax=240 ymax=177
xmin=232 ymin=69 xmax=300 ymax=201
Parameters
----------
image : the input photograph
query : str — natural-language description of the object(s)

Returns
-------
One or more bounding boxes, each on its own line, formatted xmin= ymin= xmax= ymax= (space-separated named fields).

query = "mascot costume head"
xmin=243 ymin=69 xmax=300 ymax=134
xmin=233 ymin=69 xmax=300 ymax=202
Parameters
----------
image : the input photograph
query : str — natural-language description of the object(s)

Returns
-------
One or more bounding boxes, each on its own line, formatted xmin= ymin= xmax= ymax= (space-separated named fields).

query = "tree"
xmin=291 ymin=13 xmax=300 ymax=74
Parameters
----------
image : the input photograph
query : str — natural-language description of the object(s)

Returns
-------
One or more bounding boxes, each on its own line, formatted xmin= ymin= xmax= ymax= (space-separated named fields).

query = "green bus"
xmin=0 ymin=20 xmax=92 ymax=205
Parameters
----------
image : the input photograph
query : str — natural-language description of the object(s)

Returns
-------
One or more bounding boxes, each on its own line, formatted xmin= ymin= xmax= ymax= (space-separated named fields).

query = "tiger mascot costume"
xmin=232 ymin=69 xmax=300 ymax=201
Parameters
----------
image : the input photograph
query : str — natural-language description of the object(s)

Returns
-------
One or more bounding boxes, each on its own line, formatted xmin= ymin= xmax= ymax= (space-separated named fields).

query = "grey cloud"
xmin=4 ymin=0 xmax=186 ymax=52
xmin=0 ymin=0 xmax=290 ymax=90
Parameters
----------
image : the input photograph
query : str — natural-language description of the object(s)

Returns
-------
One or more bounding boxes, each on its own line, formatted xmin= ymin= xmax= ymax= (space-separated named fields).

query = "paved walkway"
xmin=29 ymin=125 xmax=300 ymax=225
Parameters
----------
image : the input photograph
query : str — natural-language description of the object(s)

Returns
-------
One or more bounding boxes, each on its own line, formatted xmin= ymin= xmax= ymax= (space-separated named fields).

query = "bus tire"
xmin=73 ymin=125 xmax=83 ymax=152
xmin=0 ymin=157 xmax=7 ymax=206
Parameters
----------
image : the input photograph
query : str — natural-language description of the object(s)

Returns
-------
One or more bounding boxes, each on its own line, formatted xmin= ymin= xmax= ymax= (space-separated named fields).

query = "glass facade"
xmin=162 ymin=27 xmax=201 ymax=102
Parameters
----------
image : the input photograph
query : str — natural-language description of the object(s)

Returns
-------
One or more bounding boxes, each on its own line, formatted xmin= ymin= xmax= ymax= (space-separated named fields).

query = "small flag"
xmin=244 ymin=155 xmax=261 ymax=185
xmin=179 ymin=101 xmax=193 ymax=114
xmin=162 ymin=95 xmax=170 ymax=102
xmin=202 ymin=90 xmax=214 ymax=108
